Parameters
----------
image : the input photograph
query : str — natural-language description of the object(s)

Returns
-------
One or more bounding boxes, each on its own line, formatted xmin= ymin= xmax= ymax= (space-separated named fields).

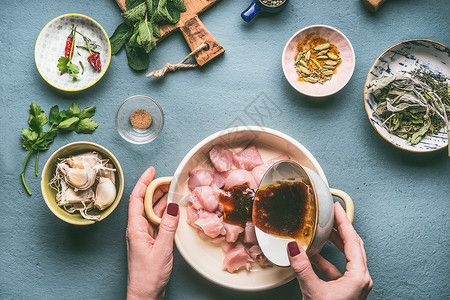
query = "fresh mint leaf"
xmin=110 ymin=23 xmax=133 ymax=55
xmin=169 ymin=0 xmax=186 ymax=12
xmin=70 ymin=103 xmax=81 ymax=116
xmin=122 ymin=2 xmax=147 ymax=26
xmin=125 ymin=44 xmax=149 ymax=71
xmin=167 ymin=2 xmax=181 ymax=24
xmin=137 ymin=19 xmax=156 ymax=53
xmin=145 ymin=0 xmax=156 ymax=15
xmin=49 ymin=105 xmax=60 ymax=125
xmin=76 ymin=118 xmax=99 ymax=134
xmin=79 ymin=106 xmax=96 ymax=119
xmin=126 ymin=0 xmax=145 ymax=10
xmin=58 ymin=117 xmax=79 ymax=130
xmin=151 ymin=21 xmax=160 ymax=38
xmin=127 ymin=26 xmax=140 ymax=48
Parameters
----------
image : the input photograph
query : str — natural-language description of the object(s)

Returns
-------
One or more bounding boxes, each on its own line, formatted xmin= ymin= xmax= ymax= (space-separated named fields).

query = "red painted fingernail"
xmin=338 ymin=201 xmax=344 ymax=209
xmin=288 ymin=241 xmax=301 ymax=257
xmin=167 ymin=203 xmax=179 ymax=217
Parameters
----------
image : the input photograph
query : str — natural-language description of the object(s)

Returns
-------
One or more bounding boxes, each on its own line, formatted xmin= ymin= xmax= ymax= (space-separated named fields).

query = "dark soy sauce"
xmin=219 ymin=184 xmax=255 ymax=227
xmin=253 ymin=181 xmax=316 ymax=241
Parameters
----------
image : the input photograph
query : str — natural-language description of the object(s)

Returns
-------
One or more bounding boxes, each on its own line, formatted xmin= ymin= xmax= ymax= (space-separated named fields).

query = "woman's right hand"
xmin=288 ymin=202 xmax=373 ymax=300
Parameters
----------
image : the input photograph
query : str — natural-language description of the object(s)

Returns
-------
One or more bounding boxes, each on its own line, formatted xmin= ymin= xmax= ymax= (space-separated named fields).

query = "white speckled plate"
xmin=35 ymin=14 xmax=111 ymax=91
xmin=364 ymin=39 xmax=450 ymax=153
xmin=282 ymin=25 xmax=355 ymax=97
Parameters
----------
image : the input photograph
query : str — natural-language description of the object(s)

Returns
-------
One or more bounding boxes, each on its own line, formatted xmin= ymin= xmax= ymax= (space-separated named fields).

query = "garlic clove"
xmin=67 ymin=152 xmax=102 ymax=169
xmin=67 ymin=162 xmax=97 ymax=190
xmin=94 ymin=177 xmax=116 ymax=210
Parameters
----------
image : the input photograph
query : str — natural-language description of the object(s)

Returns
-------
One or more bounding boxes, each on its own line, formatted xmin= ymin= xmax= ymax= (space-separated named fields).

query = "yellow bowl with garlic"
xmin=41 ymin=141 xmax=124 ymax=225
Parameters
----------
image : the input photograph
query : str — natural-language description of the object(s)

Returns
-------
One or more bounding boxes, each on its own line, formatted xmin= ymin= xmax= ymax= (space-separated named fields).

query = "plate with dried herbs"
xmin=364 ymin=39 xmax=450 ymax=154
xmin=35 ymin=14 xmax=111 ymax=92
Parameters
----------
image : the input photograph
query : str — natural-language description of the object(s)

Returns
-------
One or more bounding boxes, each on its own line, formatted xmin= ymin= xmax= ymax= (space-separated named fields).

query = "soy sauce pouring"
xmin=252 ymin=160 xmax=354 ymax=267
xmin=241 ymin=0 xmax=289 ymax=22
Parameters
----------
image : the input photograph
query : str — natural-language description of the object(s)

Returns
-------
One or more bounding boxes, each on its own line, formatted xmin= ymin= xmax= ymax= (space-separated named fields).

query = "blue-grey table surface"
xmin=1 ymin=0 xmax=449 ymax=299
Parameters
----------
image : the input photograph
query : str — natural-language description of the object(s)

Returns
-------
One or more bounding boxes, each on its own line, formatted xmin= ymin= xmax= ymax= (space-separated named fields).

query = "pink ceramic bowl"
xmin=282 ymin=25 xmax=355 ymax=97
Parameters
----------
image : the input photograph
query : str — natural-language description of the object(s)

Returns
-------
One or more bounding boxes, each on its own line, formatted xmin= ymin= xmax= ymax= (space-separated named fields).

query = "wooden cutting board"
xmin=115 ymin=0 xmax=224 ymax=66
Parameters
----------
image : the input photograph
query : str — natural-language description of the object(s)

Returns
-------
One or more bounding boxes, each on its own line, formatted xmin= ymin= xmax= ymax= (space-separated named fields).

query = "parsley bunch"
xmin=21 ymin=102 xmax=99 ymax=195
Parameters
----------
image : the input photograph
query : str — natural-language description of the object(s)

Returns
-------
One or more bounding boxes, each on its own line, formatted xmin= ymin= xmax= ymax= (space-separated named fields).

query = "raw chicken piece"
xmin=188 ymin=169 xmax=213 ymax=190
xmin=243 ymin=221 xmax=257 ymax=244
xmin=248 ymin=245 xmax=272 ymax=266
xmin=197 ymin=230 xmax=227 ymax=245
xmin=266 ymin=154 xmax=290 ymax=165
xmin=251 ymin=164 xmax=269 ymax=186
xmin=223 ymin=223 xmax=244 ymax=243
xmin=194 ymin=211 xmax=226 ymax=238
xmin=252 ymin=154 xmax=291 ymax=185
xmin=223 ymin=247 xmax=253 ymax=273
xmin=209 ymin=145 xmax=234 ymax=172
xmin=221 ymin=241 xmax=236 ymax=253
xmin=233 ymin=145 xmax=263 ymax=171
xmin=191 ymin=186 xmax=218 ymax=212
xmin=224 ymin=169 xmax=258 ymax=190
xmin=211 ymin=169 xmax=230 ymax=189
xmin=186 ymin=202 xmax=199 ymax=226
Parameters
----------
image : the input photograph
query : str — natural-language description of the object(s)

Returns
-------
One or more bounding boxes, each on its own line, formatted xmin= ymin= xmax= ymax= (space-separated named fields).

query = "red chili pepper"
xmin=87 ymin=53 xmax=102 ymax=71
xmin=61 ymin=25 xmax=76 ymax=75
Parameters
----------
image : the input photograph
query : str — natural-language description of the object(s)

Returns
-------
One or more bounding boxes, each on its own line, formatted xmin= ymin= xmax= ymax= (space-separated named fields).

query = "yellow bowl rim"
xmin=40 ymin=141 xmax=125 ymax=225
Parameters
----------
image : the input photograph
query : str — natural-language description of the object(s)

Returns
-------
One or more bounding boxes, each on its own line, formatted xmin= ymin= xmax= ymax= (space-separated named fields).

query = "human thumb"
xmin=153 ymin=203 xmax=180 ymax=255
xmin=288 ymin=241 xmax=321 ymax=291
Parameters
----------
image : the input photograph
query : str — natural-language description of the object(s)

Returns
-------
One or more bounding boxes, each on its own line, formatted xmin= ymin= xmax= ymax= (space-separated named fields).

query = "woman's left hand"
xmin=126 ymin=166 xmax=180 ymax=300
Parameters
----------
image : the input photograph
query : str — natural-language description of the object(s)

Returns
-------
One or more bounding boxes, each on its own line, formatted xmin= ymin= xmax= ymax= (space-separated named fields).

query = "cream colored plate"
xmin=168 ymin=127 xmax=328 ymax=291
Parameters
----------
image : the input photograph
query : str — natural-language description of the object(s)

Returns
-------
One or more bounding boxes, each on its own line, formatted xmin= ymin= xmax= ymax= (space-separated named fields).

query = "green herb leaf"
xmin=145 ymin=0 xmax=156 ymax=15
xmin=58 ymin=117 xmax=80 ymax=130
xmin=125 ymin=44 xmax=149 ymax=71
xmin=33 ymin=130 xmax=57 ymax=151
xmin=21 ymin=128 xmax=38 ymax=151
xmin=110 ymin=23 xmax=133 ymax=55
xmin=126 ymin=0 xmax=145 ymax=10
xmin=57 ymin=56 xmax=70 ymax=73
xmin=169 ymin=0 xmax=186 ymax=12
xmin=137 ymin=19 xmax=156 ymax=53
xmin=49 ymin=105 xmax=60 ymax=125
xmin=122 ymin=2 xmax=147 ymax=26
xmin=76 ymin=118 xmax=99 ymax=134
xmin=79 ymin=106 xmax=96 ymax=119
xmin=69 ymin=103 xmax=81 ymax=116
xmin=67 ymin=61 xmax=79 ymax=78
xmin=167 ymin=2 xmax=181 ymax=24
xmin=58 ymin=109 xmax=74 ymax=121
xmin=151 ymin=21 xmax=160 ymax=38
xmin=29 ymin=103 xmax=47 ymax=127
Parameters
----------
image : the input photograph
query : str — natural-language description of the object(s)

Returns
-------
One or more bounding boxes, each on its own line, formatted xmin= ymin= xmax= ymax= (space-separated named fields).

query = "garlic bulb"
xmin=67 ymin=162 xmax=97 ymax=190
xmin=94 ymin=177 xmax=116 ymax=210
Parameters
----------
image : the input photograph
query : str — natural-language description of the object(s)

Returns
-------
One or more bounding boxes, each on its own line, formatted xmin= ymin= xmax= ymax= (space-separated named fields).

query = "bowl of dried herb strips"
xmin=282 ymin=25 xmax=355 ymax=97
xmin=35 ymin=14 xmax=111 ymax=92
xmin=364 ymin=39 xmax=450 ymax=153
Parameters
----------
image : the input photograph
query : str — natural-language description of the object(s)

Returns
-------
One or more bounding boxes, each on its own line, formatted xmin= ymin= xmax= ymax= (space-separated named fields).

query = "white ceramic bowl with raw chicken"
xmin=143 ymin=126 xmax=329 ymax=291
